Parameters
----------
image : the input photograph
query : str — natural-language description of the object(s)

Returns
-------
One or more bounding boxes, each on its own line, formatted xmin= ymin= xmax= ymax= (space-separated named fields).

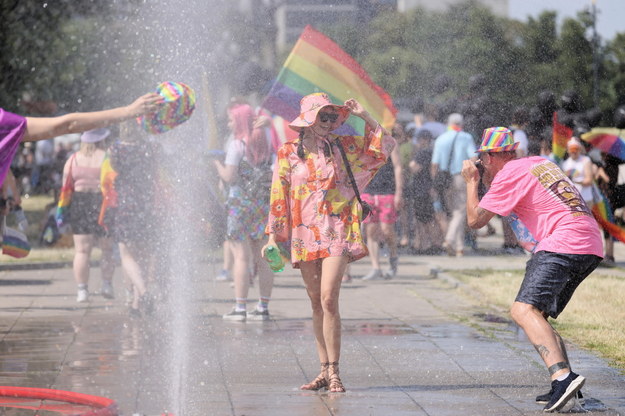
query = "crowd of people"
xmin=3 ymin=85 xmax=623 ymax=411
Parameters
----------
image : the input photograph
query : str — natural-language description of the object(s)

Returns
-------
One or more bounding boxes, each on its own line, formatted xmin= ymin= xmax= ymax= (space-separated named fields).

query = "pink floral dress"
xmin=266 ymin=125 xmax=395 ymax=268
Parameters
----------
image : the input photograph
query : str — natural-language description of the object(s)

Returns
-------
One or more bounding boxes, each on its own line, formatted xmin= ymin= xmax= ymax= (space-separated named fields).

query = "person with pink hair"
xmin=213 ymin=102 xmax=275 ymax=321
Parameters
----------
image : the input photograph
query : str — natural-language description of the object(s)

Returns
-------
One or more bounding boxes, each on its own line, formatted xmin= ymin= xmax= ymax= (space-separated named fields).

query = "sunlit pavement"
xmin=1 ymin=229 xmax=625 ymax=415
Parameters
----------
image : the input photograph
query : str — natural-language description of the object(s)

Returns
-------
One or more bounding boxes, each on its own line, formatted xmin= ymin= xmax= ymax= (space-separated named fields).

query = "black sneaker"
xmin=543 ymin=372 xmax=585 ymax=412
xmin=536 ymin=388 xmax=583 ymax=404
xmin=246 ymin=308 xmax=270 ymax=321
xmin=222 ymin=308 xmax=246 ymax=321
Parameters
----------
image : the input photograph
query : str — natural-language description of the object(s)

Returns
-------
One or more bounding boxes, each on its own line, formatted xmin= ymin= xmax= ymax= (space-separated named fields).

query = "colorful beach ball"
xmin=138 ymin=81 xmax=196 ymax=134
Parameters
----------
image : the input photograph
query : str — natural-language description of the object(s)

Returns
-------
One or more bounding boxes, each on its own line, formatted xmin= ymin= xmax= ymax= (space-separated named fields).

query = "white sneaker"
xmin=101 ymin=281 xmax=115 ymax=299
xmin=215 ymin=269 xmax=231 ymax=282
xmin=362 ymin=269 xmax=383 ymax=280
xmin=76 ymin=289 xmax=89 ymax=303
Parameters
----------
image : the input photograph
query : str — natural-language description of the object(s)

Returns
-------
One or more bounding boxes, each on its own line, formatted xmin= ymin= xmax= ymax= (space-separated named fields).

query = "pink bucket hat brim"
xmin=289 ymin=93 xmax=350 ymax=132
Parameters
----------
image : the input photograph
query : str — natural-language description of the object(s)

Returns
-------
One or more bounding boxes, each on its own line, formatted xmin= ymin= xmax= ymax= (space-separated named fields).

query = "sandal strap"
xmin=303 ymin=372 xmax=328 ymax=390
xmin=327 ymin=362 xmax=345 ymax=392
xmin=328 ymin=373 xmax=345 ymax=392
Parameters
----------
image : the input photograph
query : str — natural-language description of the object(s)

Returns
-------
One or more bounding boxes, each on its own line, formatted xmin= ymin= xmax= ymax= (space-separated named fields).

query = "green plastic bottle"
xmin=264 ymin=246 xmax=285 ymax=272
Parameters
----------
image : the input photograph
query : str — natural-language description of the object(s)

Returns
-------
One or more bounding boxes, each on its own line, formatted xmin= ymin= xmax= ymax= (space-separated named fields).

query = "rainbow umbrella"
xmin=581 ymin=128 xmax=625 ymax=161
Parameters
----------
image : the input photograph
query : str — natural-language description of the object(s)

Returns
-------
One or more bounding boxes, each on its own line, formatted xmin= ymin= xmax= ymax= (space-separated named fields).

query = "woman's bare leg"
xmin=300 ymin=260 xmax=326 ymax=362
xmin=118 ymin=242 xmax=147 ymax=309
xmin=99 ymin=236 xmax=115 ymax=284
xmin=73 ymin=234 xmax=95 ymax=287
xmin=229 ymin=239 xmax=250 ymax=306
xmin=299 ymin=256 xmax=347 ymax=391
xmin=250 ymin=239 xmax=274 ymax=304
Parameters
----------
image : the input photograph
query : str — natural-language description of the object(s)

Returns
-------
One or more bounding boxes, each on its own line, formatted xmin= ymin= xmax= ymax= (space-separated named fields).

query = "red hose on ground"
xmin=0 ymin=386 xmax=118 ymax=416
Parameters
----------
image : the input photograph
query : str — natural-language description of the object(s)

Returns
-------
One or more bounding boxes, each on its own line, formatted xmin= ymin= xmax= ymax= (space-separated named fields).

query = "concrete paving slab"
xmin=1 ymin=229 xmax=625 ymax=415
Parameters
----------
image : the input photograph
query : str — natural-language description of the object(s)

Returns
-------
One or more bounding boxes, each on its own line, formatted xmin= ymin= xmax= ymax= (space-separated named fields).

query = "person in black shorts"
xmin=408 ymin=129 xmax=443 ymax=253
xmin=462 ymin=127 xmax=603 ymax=412
xmin=61 ymin=129 xmax=115 ymax=303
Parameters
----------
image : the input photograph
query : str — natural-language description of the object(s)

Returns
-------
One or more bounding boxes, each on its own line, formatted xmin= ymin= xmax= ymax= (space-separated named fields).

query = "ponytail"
xmin=297 ymin=130 xmax=331 ymax=159
xmin=297 ymin=130 xmax=305 ymax=159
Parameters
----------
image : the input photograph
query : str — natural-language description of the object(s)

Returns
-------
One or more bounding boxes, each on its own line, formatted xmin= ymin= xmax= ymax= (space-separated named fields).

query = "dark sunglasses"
xmin=318 ymin=112 xmax=339 ymax=123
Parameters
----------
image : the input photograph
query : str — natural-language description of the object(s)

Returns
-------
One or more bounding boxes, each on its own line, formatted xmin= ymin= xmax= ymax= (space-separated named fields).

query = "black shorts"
xmin=412 ymin=193 xmax=434 ymax=223
xmin=70 ymin=192 xmax=105 ymax=236
xmin=516 ymin=251 xmax=601 ymax=319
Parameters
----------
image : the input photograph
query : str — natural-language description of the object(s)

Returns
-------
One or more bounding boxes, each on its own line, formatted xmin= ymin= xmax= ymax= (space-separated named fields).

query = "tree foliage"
xmin=324 ymin=2 xmax=624 ymax=127
xmin=1 ymin=0 xmax=624 ymax=127
xmin=0 ymin=0 xmax=116 ymax=112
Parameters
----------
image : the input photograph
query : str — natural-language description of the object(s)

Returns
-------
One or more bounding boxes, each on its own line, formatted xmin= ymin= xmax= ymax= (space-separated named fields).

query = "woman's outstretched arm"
xmin=23 ymin=93 xmax=163 ymax=142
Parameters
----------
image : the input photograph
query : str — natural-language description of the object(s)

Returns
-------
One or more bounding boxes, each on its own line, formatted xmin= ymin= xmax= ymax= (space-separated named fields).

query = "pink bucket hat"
xmin=477 ymin=127 xmax=519 ymax=153
xmin=288 ymin=93 xmax=350 ymax=132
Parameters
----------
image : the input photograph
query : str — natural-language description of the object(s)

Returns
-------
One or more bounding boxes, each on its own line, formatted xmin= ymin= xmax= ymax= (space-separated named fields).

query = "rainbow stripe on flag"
xmin=2 ymin=227 xmax=30 ymax=258
xmin=552 ymin=112 xmax=573 ymax=162
xmin=262 ymin=25 xmax=396 ymax=142
xmin=55 ymin=154 xmax=76 ymax=227
xmin=591 ymin=186 xmax=625 ymax=243
xmin=98 ymin=155 xmax=118 ymax=228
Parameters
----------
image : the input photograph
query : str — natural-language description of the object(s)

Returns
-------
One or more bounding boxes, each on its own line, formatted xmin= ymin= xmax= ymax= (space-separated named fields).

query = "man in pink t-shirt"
xmin=461 ymin=127 xmax=602 ymax=413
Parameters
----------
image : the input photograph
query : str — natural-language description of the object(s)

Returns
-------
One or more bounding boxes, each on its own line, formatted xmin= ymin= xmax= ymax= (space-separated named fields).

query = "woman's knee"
xmin=320 ymin=292 xmax=339 ymax=315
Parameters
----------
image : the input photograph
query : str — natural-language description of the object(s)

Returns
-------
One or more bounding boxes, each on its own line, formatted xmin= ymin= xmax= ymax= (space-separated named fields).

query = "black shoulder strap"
xmin=446 ymin=131 xmax=460 ymax=172
xmin=334 ymin=139 xmax=366 ymax=207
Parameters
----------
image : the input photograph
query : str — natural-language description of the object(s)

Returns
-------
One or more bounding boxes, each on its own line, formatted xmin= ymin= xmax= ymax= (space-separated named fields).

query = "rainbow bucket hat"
xmin=138 ymin=81 xmax=196 ymax=134
xmin=477 ymin=127 xmax=519 ymax=153
xmin=2 ymin=227 xmax=30 ymax=258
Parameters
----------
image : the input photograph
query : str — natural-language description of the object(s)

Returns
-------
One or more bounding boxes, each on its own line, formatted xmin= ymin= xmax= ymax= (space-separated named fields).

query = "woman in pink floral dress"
xmin=262 ymin=93 xmax=395 ymax=392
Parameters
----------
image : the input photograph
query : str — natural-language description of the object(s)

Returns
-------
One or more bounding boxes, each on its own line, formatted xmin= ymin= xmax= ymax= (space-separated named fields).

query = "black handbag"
xmin=433 ymin=131 xmax=459 ymax=194
xmin=334 ymin=139 xmax=372 ymax=221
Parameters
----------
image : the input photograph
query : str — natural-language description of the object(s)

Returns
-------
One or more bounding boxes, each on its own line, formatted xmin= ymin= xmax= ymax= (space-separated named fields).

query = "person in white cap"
xmin=60 ymin=128 xmax=115 ymax=303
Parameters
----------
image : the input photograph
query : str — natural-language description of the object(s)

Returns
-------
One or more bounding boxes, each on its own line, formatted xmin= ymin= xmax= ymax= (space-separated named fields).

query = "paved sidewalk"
xmin=0 ymin=234 xmax=624 ymax=415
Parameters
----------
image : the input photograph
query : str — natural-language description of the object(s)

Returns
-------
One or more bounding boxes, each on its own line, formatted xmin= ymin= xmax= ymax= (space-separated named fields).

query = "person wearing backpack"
xmin=213 ymin=102 xmax=275 ymax=322
xmin=431 ymin=113 xmax=477 ymax=257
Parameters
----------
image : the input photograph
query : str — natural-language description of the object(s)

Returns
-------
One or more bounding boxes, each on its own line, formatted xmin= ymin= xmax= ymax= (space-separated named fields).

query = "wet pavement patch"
xmin=343 ymin=322 xmax=419 ymax=336
xmin=473 ymin=312 xmax=512 ymax=324
xmin=0 ymin=279 xmax=51 ymax=286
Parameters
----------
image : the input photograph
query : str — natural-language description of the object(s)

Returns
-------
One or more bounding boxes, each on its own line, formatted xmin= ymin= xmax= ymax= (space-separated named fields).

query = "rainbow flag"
xmin=591 ymin=186 xmax=625 ymax=243
xmin=98 ymin=155 xmax=118 ymax=228
xmin=262 ymin=25 xmax=397 ymax=142
xmin=552 ymin=112 xmax=573 ymax=162
xmin=55 ymin=154 xmax=76 ymax=227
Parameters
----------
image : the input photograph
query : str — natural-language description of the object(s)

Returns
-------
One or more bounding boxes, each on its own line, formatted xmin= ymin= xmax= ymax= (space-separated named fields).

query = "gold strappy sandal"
xmin=327 ymin=362 xmax=345 ymax=393
xmin=300 ymin=362 xmax=329 ymax=391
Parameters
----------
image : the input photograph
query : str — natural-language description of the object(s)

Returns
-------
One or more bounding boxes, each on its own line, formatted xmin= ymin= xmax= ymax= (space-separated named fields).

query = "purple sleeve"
xmin=0 ymin=109 xmax=27 ymax=186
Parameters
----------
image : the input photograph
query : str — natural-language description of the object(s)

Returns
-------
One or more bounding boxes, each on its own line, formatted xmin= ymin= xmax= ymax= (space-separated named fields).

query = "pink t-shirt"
xmin=479 ymin=156 xmax=602 ymax=256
